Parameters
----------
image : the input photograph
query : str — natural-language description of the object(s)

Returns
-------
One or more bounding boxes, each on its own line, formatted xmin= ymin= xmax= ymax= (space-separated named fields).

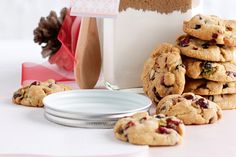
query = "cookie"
xmin=141 ymin=43 xmax=186 ymax=104
xmin=183 ymin=14 xmax=236 ymax=47
xmin=185 ymin=79 xmax=236 ymax=95
xmin=12 ymin=79 xmax=71 ymax=107
xmin=114 ymin=112 xmax=185 ymax=146
xmin=156 ymin=93 xmax=222 ymax=125
xmin=204 ymin=94 xmax=236 ymax=110
xmin=177 ymin=34 xmax=235 ymax=62
xmin=183 ymin=57 xmax=236 ymax=82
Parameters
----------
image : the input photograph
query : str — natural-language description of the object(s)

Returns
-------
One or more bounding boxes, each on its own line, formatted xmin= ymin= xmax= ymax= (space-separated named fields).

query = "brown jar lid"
xmin=75 ymin=17 xmax=101 ymax=89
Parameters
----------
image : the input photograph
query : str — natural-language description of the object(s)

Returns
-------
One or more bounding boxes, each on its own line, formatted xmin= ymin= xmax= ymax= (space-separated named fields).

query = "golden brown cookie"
xmin=184 ymin=79 xmax=236 ymax=95
xmin=12 ymin=79 xmax=71 ymax=107
xmin=141 ymin=43 xmax=186 ymax=104
xmin=183 ymin=57 xmax=236 ymax=82
xmin=204 ymin=94 xmax=236 ymax=110
xmin=157 ymin=93 xmax=222 ymax=125
xmin=177 ymin=34 xmax=235 ymax=62
xmin=114 ymin=112 xmax=185 ymax=146
xmin=183 ymin=14 xmax=236 ymax=47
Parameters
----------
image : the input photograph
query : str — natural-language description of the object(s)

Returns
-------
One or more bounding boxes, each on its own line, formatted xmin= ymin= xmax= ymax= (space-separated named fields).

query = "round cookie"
xmin=185 ymin=79 xmax=236 ymax=95
xmin=183 ymin=57 xmax=236 ymax=82
xmin=156 ymin=93 xmax=222 ymax=125
xmin=141 ymin=43 xmax=186 ymax=104
xmin=183 ymin=14 xmax=236 ymax=47
xmin=204 ymin=94 xmax=236 ymax=110
xmin=177 ymin=34 xmax=235 ymax=62
xmin=12 ymin=79 xmax=71 ymax=107
xmin=114 ymin=112 xmax=185 ymax=146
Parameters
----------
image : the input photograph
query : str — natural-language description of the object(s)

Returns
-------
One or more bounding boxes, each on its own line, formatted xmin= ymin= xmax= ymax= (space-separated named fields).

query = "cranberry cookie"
xmin=183 ymin=14 xmax=236 ymax=47
xmin=185 ymin=79 xmax=236 ymax=95
xmin=12 ymin=79 xmax=71 ymax=107
xmin=183 ymin=58 xmax=236 ymax=82
xmin=177 ymin=34 xmax=235 ymax=62
xmin=157 ymin=93 xmax=222 ymax=125
xmin=114 ymin=112 xmax=185 ymax=146
xmin=204 ymin=94 xmax=236 ymax=110
xmin=141 ymin=43 xmax=186 ymax=104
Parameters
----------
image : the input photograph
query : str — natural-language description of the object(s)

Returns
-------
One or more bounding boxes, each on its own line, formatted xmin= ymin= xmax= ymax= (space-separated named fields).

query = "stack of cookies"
xmin=178 ymin=14 xmax=236 ymax=110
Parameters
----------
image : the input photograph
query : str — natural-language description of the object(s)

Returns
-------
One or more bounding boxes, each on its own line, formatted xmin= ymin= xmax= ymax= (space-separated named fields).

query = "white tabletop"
xmin=1 ymin=40 xmax=236 ymax=157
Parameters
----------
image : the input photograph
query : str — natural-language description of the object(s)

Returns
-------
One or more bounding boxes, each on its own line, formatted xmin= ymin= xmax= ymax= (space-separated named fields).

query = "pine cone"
xmin=33 ymin=8 xmax=67 ymax=58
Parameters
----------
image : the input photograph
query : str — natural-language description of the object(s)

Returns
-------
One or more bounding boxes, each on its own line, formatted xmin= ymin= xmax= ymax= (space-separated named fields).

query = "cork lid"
xmin=119 ymin=0 xmax=192 ymax=14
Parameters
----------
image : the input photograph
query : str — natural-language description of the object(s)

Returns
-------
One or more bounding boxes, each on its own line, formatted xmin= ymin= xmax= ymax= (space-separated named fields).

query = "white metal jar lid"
xmin=43 ymin=90 xmax=152 ymax=129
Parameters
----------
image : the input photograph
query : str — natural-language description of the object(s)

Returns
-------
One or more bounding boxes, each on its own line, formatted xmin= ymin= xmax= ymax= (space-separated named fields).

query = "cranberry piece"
xmin=179 ymin=37 xmax=190 ymax=47
xmin=226 ymin=26 xmax=233 ymax=31
xmin=193 ymin=47 xmax=198 ymax=50
xmin=13 ymin=92 xmax=21 ymax=99
xmin=223 ymin=84 xmax=229 ymax=89
xmin=176 ymin=64 xmax=185 ymax=70
xmin=139 ymin=117 xmax=147 ymax=123
xmin=160 ymin=105 xmax=166 ymax=111
xmin=152 ymin=87 xmax=162 ymax=100
xmin=216 ymin=44 xmax=224 ymax=48
xmin=212 ymin=33 xmax=218 ymax=39
xmin=124 ymin=121 xmax=135 ymax=130
xmin=201 ymin=43 xmax=210 ymax=49
xmin=48 ymin=83 xmax=53 ymax=88
xmin=166 ymin=118 xmax=181 ymax=130
xmin=30 ymin=81 xmax=40 ymax=86
xmin=156 ymin=127 xmax=170 ymax=134
xmin=155 ymin=114 xmax=165 ymax=119
xmin=196 ymin=98 xmax=209 ymax=108
xmin=118 ymin=128 xmax=124 ymax=135
xmin=226 ymin=71 xmax=236 ymax=77
xmin=195 ymin=24 xmax=201 ymax=29
xmin=184 ymin=94 xmax=194 ymax=100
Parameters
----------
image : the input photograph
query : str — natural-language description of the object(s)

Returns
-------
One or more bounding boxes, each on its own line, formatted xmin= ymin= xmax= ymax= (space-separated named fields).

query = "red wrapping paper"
xmin=21 ymin=9 xmax=81 ymax=85
xmin=49 ymin=9 xmax=81 ymax=71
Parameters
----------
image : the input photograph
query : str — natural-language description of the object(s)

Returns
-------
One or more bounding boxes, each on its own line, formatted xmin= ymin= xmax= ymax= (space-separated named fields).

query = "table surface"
xmin=1 ymin=40 xmax=236 ymax=157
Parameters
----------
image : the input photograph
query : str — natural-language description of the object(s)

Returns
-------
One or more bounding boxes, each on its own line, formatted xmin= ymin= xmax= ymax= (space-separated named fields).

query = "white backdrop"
xmin=0 ymin=0 xmax=236 ymax=40
xmin=0 ymin=0 xmax=69 ymax=40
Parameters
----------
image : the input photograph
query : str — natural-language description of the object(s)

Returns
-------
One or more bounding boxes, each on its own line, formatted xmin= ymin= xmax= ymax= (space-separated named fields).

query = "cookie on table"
xmin=176 ymin=34 xmax=235 ymax=62
xmin=183 ymin=57 xmax=236 ymax=82
xmin=141 ymin=43 xmax=186 ymax=104
xmin=185 ymin=79 xmax=236 ymax=95
xmin=114 ymin=112 xmax=185 ymax=146
xmin=183 ymin=14 xmax=236 ymax=47
xmin=12 ymin=79 xmax=71 ymax=107
xmin=156 ymin=93 xmax=222 ymax=125
xmin=204 ymin=94 xmax=236 ymax=110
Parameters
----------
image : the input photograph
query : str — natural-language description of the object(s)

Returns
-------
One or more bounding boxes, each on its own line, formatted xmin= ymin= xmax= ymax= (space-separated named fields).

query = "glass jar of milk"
xmin=102 ymin=0 xmax=202 ymax=91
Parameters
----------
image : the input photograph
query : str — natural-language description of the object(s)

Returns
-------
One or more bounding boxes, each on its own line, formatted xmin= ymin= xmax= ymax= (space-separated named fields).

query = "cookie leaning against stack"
xmin=181 ymin=14 xmax=236 ymax=110
xmin=141 ymin=43 xmax=186 ymax=104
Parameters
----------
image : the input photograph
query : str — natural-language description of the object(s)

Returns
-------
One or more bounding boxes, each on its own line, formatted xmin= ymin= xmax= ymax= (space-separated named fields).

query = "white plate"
xmin=43 ymin=90 xmax=152 ymax=128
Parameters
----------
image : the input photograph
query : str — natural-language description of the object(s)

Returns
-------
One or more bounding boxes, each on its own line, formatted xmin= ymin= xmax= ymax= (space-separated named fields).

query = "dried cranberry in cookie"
xmin=114 ymin=112 xmax=185 ymax=146
xmin=176 ymin=34 xmax=235 ymax=62
xmin=156 ymin=93 xmax=222 ymax=125
xmin=183 ymin=14 xmax=236 ymax=47
xmin=141 ymin=43 xmax=186 ymax=105
xmin=183 ymin=57 xmax=236 ymax=82
xmin=203 ymin=94 xmax=236 ymax=110
xmin=184 ymin=79 xmax=236 ymax=95
xmin=12 ymin=79 xmax=71 ymax=107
